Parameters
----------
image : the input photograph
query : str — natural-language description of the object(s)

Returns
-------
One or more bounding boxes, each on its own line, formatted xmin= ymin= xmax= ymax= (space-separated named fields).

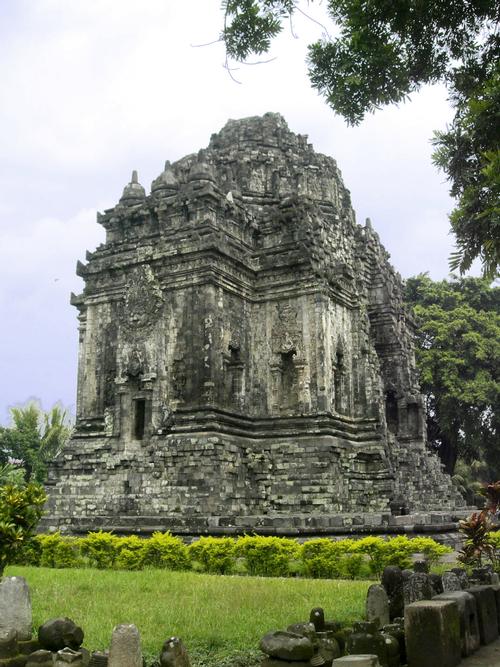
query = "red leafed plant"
xmin=458 ymin=479 xmax=500 ymax=568
xmin=480 ymin=482 xmax=500 ymax=515
xmin=458 ymin=508 xmax=497 ymax=568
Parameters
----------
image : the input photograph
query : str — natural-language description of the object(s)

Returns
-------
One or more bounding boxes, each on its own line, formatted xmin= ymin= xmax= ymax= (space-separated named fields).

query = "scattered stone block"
xmin=381 ymin=623 xmax=405 ymax=666
xmin=450 ymin=568 xmax=469 ymax=589
xmin=331 ymin=657 xmax=380 ymax=666
xmin=467 ymin=586 xmax=499 ymax=645
xmin=0 ymin=630 xmax=18 ymax=659
xmin=260 ymin=631 xmax=314 ymax=662
xmin=261 ymin=660 xmax=310 ymax=667
xmin=442 ymin=572 xmax=461 ymax=592
xmin=429 ymin=573 xmax=443 ymax=595
xmin=404 ymin=599 xmax=461 ymax=667
xmin=159 ymin=637 xmax=190 ymax=667
xmin=18 ymin=640 xmax=40 ymax=656
xmin=346 ymin=622 xmax=386 ymax=667
xmin=436 ymin=591 xmax=480 ymax=656
xmin=331 ymin=628 xmax=352 ymax=654
xmin=108 ymin=625 xmax=142 ymax=667
xmin=316 ymin=632 xmax=341 ymax=663
xmin=403 ymin=573 xmax=433 ymax=606
xmin=55 ymin=647 xmax=83 ymax=665
xmin=287 ymin=623 xmax=316 ymax=641
xmin=380 ymin=632 xmax=399 ymax=667
xmin=0 ymin=578 xmax=32 ymax=641
xmin=412 ymin=560 xmax=429 ymax=573
xmin=0 ymin=656 xmax=29 ymax=667
xmin=491 ymin=584 xmax=500 ymax=631
xmin=26 ymin=649 xmax=55 ymax=667
xmin=38 ymin=620 xmax=83 ymax=653
xmin=77 ymin=649 xmax=89 ymax=667
xmin=310 ymin=608 xmax=326 ymax=632
xmin=381 ymin=567 xmax=404 ymax=621
xmin=365 ymin=585 xmax=389 ymax=628
xmin=472 ymin=567 xmax=496 ymax=584
xmin=88 ymin=652 xmax=107 ymax=667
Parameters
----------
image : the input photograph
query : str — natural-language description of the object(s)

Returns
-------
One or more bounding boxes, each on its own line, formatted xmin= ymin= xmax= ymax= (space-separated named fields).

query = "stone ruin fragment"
xmin=44 ymin=113 xmax=465 ymax=533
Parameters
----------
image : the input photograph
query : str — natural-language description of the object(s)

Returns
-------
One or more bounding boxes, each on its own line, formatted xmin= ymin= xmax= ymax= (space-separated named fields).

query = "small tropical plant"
xmin=0 ymin=482 xmax=47 ymax=576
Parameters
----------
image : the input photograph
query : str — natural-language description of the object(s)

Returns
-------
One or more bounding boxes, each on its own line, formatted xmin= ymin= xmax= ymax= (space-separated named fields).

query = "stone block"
xmin=38 ymin=619 xmax=83 ymax=653
xmin=331 ymin=657 xmax=380 ymax=666
xmin=0 ymin=656 xmax=28 ymax=667
xmin=442 ymin=572 xmax=461 ymax=592
xmin=310 ymin=608 xmax=326 ymax=632
xmin=261 ymin=660 xmax=310 ymax=667
xmin=381 ymin=567 xmax=403 ymax=621
xmin=88 ymin=652 xmax=107 ymax=666
xmin=316 ymin=632 xmax=341 ymax=663
xmin=108 ymin=625 xmax=141 ymax=667
xmin=435 ymin=591 xmax=480 ymax=656
xmin=286 ymin=623 xmax=316 ymax=641
xmin=404 ymin=599 xmax=461 ymax=667
xmin=403 ymin=572 xmax=433 ymax=606
xmin=346 ymin=623 xmax=386 ymax=667
xmin=25 ymin=649 xmax=54 ymax=667
xmin=467 ymin=585 xmax=499 ymax=644
xmin=365 ymin=585 xmax=389 ymax=628
xmin=429 ymin=573 xmax=443 ymax=595
xmin=381 ymin=623 xmax=405 ymax=666
xmin=0 ymin=578 xmax=32 ymax=641
xmin=17 ymin=641 xmax=40 ymax=656
xmin=54 ymin=647 xmax=83 ymax=665
xmin=159 ymin=637 xmax=190 ymax=667
xmin=0 ymin=631 xmax=18 ymax=659
xmin=260 ymin=631 xmax=314 ymax=661
xmin=450 ymin=568 xmax=469 ymax=589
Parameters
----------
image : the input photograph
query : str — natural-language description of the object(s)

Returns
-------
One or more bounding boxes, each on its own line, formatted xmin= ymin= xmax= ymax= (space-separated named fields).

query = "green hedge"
xmin=14 ymin=531 xmax=452 ymax=579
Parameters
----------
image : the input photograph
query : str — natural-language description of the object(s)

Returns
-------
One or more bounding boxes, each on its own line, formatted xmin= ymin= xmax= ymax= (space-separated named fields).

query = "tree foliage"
xmin=405 ymin=274 xmax=499 ymax=475
xmin=221 ymin=1 xmax=500 ymax=276
xmin=0 ymin=403 xmax=72 ymax=483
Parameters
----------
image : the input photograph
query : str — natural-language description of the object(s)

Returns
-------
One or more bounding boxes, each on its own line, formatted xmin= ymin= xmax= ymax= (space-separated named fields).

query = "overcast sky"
xmin=0 ymin=0 xmax=473 ymax=424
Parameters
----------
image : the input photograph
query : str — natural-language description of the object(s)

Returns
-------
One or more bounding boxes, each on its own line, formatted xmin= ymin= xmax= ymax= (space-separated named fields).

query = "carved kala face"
xmin=123 ymin=265 xmax=163 ymax=332
xmin=126 ymin=282 xmax=154 ymax=328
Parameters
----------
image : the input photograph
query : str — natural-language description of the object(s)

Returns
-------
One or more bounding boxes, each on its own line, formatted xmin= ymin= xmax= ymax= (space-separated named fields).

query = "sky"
xmin=0 ymin=0 xmax=473 ymax=424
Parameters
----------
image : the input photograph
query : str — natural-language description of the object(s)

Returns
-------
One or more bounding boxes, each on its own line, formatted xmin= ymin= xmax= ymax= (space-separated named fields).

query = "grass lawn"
xmin=7 ymin=566 xmax=370 ymax=666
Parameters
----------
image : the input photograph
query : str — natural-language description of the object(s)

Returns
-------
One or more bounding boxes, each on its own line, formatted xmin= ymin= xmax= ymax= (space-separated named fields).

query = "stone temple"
xmin=45 ymin=113 xmax=464 ymax=534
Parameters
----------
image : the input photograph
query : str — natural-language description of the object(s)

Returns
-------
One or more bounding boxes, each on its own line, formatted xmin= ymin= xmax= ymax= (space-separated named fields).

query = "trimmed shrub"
xmin=141 ymin=531 xmax=189 ymax=570
xmin=382 ymin=536 xmax=413 ymax=570
xmin=13 ymin=529 xmax=451 ymax=578
xmin=189 ymin=537 xmax=236 ymax=574
xmin=235 ymin=535 xmax=299 ymax=577
xmin=12 ymin=536 xmax=42 ymax=566
xmin=354 ymin=536 xmax=388 ymax=577
xmin=114 ymin=535 xmax=145 ymax=570
xmin=37 ymin=532 xmax=80 ymax=568
xmin=115 ymin=548 xmax=144 ymax=570
xmin=409 ymin=536 xmax=453 ymax=566
xmin=300 ymin=538 xmax=350 ymax=578
xmin=340 ymin=553 xmax=364 ymax=579
xmin=79 ymin=531 xmax=119 ymax=569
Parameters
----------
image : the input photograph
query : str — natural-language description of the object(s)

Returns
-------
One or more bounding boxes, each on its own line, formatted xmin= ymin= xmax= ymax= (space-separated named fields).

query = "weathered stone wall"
xmin=44 ymin=113 xmax=465 ymax=533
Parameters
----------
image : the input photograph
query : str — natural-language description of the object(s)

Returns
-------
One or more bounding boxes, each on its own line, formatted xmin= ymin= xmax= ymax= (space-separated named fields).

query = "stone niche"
xmin=44 ymin=113 xmax=465 ymax=534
